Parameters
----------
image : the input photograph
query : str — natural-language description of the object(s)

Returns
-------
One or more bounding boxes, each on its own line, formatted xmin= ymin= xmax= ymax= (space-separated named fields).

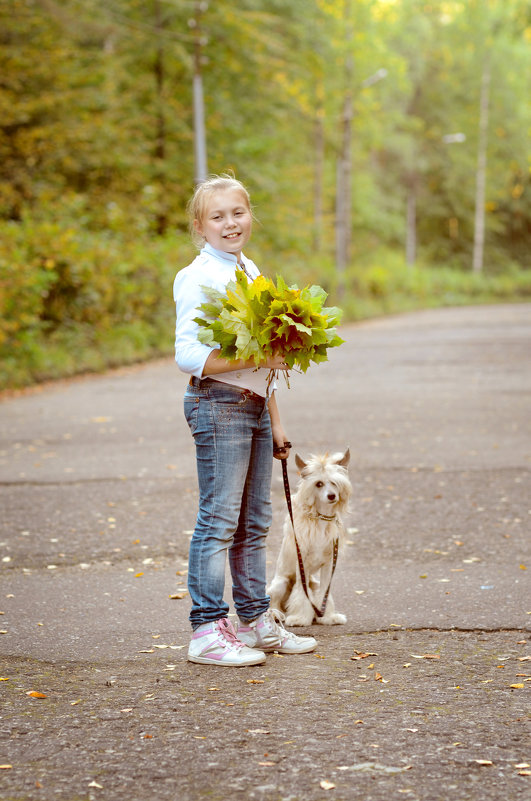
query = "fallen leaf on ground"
xmin=259 ymin=762 xmax=276 ymax=767
xmin=138 ymin=649 xmax=155 ymax=654
xmin=88 ymin=780 xmax=103 ymax=788
xmin=26 ymin=691 xmax=47 ymax=698
xmin=247 ymin=679 xmax=265 ymax=684
xmin=169 ymin=592 xmax=188 ymax=599
xmin=475 ymin=760 xmax=493 ymax=766
xmin=510 ymin=683 xmax=524 ymax=689
xmin=70 ymin=699 xmax=81 ymax=706
xmin=0 ymin=765 xmax=13 ymax=770
xmin=410 ymin=654 xmax=440 ymax=660
xmin=320 ymin=780 xmax=336 ymax=790
xmin=247 ymin=728 xmax=270 ymax=734
xmin=0 ymin=677 xmax=9 ymax=681
xmin=514 ymin=763 xmax=530 ymax=769
xmin=351 ymin=651 xmax=377 ymax=661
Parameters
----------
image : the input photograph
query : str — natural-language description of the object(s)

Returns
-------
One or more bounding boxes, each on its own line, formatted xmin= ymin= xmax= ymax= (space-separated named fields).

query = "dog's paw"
xmin=285 ymin=614 xmax=314 ymax=627
xmin=318 ymin=613 xmax=347 ymax=625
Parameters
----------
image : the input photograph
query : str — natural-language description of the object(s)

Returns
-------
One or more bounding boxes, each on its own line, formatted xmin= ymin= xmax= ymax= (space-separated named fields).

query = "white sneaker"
xmin=238 ymin=609 xmax=317 ymax=654
xmin=188 ymin=618 xmax=266 ymax=666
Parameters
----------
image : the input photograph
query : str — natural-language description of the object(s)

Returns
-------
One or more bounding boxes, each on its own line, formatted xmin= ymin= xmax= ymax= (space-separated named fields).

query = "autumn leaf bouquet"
xmin=193 ymin=270 xmax=344 ymax=386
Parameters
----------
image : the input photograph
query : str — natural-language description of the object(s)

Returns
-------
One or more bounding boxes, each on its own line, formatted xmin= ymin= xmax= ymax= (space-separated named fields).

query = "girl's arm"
xmin=268 ymin=391 xmax=290 ymax=461
xmin=202 ymin=350 xmax=288 ymax=376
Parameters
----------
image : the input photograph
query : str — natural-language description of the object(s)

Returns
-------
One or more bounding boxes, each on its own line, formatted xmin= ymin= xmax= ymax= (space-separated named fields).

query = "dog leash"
xmin=276 ymin=446 xmax=338 ymax=619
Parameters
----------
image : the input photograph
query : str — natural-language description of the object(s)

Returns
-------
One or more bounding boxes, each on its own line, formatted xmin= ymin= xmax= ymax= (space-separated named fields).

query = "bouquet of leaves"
xmin=193 ymin=270 xmax=344 ymax=386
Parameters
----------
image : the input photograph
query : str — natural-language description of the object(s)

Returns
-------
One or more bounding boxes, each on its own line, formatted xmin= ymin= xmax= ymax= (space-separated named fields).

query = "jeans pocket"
xmin=184 ymin=397 xmax=200 ymax=435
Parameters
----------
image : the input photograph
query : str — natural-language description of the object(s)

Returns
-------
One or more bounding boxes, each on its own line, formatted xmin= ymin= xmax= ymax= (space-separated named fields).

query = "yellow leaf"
xmin=320 ymin=780 xmax=336 ymax=790
xmin=519 ymin=564 xmax=527 ymax=570
xmin=475 ymin=760 xmax=493 ymax=766
xmin=246 ymin=679 xmax=265 ymax=684
xmin=514 ymin=763 xmax=530 ymax=769
xmin=169 ymin=592 xmax=188 ymax=599
xmin=518 ymin=770 xmax=531 ymax=776
xmin=510 ymin=683 xmax=524 ymax=689
xmin=410 ymin=654 xmax=440 ymax=660
xmin=26 ymin=691 xmax=47 ymax=698
xmin=259 ymin=762 xmax=276 ymax=767
xmin=0 ymin=677 xmax=9 ymax=681
xmin=0 ymin=765 xmax=13 ymax=770
xmin=134 ymin=572 xmax=144 ymax=578
xmin=70 ymin=699 xmax=81 ymax=706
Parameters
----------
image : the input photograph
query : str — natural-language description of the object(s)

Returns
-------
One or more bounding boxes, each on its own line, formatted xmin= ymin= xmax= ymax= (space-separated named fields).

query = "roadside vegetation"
xmin=1 ymin=0 xmax=529 ymax=389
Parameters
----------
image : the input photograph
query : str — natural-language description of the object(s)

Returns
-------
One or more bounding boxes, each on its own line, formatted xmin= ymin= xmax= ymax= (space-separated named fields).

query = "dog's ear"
xmin=295 ymin=453 xmax=307 ymax=473
xmin=335 ymin=448 xmax=350 ymax=468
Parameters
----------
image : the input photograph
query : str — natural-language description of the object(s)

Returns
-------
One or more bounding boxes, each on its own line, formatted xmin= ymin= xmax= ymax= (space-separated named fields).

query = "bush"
xmin=1 ymin=229 xmax=529 ymax=391
xmin=0 ymin=218 xmax=194 ymax=389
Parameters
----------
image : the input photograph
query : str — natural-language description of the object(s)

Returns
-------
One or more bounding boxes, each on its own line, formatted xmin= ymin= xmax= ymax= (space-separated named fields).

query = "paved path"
xmin=0 ymin=304 xmax=530 ymax=801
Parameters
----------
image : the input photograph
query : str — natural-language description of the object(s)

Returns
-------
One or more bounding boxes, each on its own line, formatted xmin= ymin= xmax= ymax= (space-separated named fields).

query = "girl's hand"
xmin=272 ymin=425 xmax=291 ymax=460
xmin=264 ymin=352 xmax=290 ymax=371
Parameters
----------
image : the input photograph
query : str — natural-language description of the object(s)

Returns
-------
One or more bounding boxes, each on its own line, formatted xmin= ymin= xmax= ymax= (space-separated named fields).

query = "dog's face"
xmin=294 ymin=449 xmax=351 ymax=517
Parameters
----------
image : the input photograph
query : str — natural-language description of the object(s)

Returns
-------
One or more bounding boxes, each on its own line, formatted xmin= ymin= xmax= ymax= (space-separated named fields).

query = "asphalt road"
xmin=0 ymin=303 xmax=530 ymax=801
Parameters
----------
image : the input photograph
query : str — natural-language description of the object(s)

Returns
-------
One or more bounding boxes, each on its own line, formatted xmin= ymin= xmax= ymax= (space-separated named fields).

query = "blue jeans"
xmin=184 ymin=378 xmax=273 ymax=629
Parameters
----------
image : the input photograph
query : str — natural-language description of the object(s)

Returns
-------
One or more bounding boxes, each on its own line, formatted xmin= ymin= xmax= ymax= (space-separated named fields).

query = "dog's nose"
xmin=327 ymin=493 xmax=336 ymax=502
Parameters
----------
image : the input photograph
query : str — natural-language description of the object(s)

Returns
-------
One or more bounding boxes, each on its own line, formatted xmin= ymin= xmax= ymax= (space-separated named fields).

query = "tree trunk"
xmin=335 ymin=1 xmax=353 ymax=301
xmin=406 ymin=178 xmax=417 ymax=267
xmin=472 ymin=53 xmax=491 ymax=274
xmin=313 ymin=99 xmax=324 ymax=253
xmin=154 ymin=0 xmax=167 ymax=234
xmin=193 ymin=1 xmax=208 ymax=184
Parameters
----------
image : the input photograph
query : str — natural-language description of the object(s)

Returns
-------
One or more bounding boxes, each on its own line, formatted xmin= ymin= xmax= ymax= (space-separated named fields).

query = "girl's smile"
xmin=195 ymin=188 xmax=252 ymax=260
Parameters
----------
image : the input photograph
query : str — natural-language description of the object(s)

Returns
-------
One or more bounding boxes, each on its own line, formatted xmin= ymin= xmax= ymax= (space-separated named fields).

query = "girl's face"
xmin=195 ymin=188 xmax=252 ymax=260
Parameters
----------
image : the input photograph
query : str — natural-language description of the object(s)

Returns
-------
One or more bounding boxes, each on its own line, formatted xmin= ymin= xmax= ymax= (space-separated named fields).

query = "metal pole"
xmin=192 ymin=1 xmax=208 ymax=184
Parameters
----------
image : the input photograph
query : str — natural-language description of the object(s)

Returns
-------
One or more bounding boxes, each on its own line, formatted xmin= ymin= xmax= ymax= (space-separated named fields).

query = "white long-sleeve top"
xmin=173 ymin=242 xmax=273 ymax=397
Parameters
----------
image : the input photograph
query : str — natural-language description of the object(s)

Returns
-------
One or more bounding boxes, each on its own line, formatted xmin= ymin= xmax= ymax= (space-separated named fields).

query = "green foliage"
xmin=1 ymin=0 xmax=530 ymax=389
xmin=0 ymin=218 xmax=192 ymax=388
xmin=194 ymin=270 xmax=344 ymax=376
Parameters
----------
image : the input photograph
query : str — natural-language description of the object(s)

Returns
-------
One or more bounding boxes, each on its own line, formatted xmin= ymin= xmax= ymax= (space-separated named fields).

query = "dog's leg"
xmin=284 ymin=581 xmax=315 ymax=627
xmin=267 ymin=574 xmax=292 ymax=613
xmin=316 ymin=591 xmax=347 ymax=625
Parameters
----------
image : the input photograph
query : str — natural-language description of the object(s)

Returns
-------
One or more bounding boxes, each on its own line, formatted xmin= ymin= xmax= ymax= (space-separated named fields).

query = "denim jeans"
xmin=184 ymin=378 xmax=273 ymax=629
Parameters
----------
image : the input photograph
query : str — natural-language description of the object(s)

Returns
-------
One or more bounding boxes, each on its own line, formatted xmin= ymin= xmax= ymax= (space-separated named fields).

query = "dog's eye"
xmin=315 ymin=481 xmax=324 ymax=488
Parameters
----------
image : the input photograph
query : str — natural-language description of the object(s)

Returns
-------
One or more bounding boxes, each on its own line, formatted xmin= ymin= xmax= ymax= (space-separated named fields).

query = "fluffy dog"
xmin=268 ymin=449 xmax=351 ymax=626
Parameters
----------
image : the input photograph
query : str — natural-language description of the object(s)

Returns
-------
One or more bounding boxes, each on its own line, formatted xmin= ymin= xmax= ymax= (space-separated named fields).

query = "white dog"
xmin=268 ymin=449 xmax=351 ymax=626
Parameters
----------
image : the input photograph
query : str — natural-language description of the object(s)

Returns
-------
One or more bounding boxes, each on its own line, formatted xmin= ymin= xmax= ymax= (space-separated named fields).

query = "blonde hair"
xmin=187 ymin=173 xmax=253 ymax=248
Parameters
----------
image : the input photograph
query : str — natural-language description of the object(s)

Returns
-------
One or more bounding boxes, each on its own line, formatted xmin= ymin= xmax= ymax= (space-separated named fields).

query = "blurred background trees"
xmin=1 ymin=0 xmax=529 ymax=387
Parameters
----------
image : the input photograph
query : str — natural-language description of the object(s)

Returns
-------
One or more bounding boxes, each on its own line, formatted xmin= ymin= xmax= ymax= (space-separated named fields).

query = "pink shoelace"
xmin=216 ymin=618 xmax=244 ymax=649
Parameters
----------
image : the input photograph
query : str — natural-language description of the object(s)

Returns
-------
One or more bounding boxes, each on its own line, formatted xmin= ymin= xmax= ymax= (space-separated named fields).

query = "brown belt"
xmin=189 ymin=376 xmax=263 ymax=403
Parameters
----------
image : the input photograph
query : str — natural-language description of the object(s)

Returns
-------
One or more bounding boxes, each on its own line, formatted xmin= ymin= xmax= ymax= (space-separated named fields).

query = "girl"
xmin=174 ymin=174 xmax=317 ymax=666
